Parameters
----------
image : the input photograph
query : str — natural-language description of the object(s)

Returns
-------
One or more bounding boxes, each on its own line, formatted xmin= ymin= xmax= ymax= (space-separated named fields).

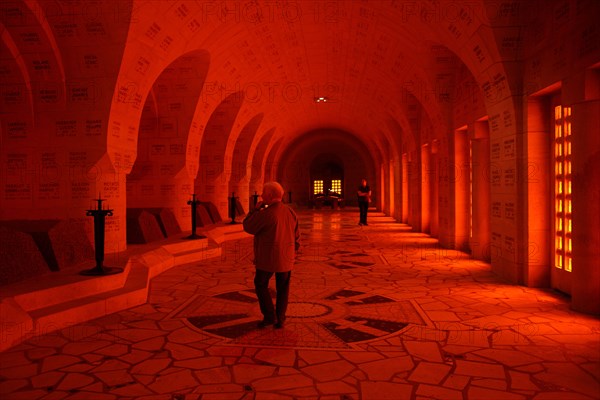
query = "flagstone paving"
xmin=1 ymin=210 xmax=599 ymax=399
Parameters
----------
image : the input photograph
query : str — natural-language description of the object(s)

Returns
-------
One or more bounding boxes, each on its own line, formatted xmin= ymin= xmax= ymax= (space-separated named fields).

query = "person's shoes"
xmin=274 ymin=321 xmax=284 ymax=329
xmin=358 ymin=222 xmax=363 ymax=226
xmin=257 ymin=319 xmax=275 ymax=328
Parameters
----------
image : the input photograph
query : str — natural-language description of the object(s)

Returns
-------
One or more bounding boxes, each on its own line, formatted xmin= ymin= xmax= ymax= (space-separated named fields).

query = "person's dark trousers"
xmin=358 ymin=201 xmax=368 ymax=224
xmin=254 ymin=269 xmax=292 ymax=324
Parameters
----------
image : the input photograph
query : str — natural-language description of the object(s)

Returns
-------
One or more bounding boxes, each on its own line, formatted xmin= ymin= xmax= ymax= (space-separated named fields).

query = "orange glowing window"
xmin=554 ymin=105 xmax=572 ymax=272
xmin=331 ymin=179 xmax=342 ymax=195
xmin=313 ymin=180 xmax=323 ymax=195
xmin=469 ymin=140 xmax=473 ymax=239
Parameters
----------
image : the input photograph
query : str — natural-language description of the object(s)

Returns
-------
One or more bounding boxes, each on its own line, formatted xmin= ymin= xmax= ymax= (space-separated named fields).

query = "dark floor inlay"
xmin=346 ymin=295 xmax=394 ymax=305
xmin=329 ymin=250 xmax=353 ymax=255
xmin=322 ymin=322 xmax=378 ymax=342
xmin=215 ymin=291 xmax=258 ymax=303
xmin=206 ymin=320 xmax=260 ymax=339
xmin=329 ymin=263 xmax=356 ymax=269
xmin=297 ymin=254 xmax=331 ymax=261
xmin=345 ymin=315 xmax=407 ymax=333
xmin=325 ymin=289 xmax=364 ymax=300
xmin=348 ymin=261 xmax=375 ymax=266
xmin=179 ymin=289 xmax=424 ymax=348
xmin=188 ymin=313 xmax=248 ymax=328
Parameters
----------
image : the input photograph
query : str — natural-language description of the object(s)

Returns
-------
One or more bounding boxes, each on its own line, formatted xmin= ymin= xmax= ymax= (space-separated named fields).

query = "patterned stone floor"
xmin=1 ymin=210 xmax=599 ymax=399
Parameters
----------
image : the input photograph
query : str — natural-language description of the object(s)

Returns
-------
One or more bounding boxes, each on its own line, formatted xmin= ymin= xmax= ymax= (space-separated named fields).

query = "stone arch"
xmin=249 ymin=128 xmax=276 ymax=194
xmin=196 ymin=92 xmax=244 ymax=217
xmin=127 ymin=50 xmax=210 ymax=230
xmin=1 ymin=1 xmax=132 ymax=252
xmin=228 ymin=113 xmax=264 ymax=210
xmin=276 ymin=129 xmax=377 ymax=207
xmin=1 ymin=2 xmax=69 ymax=222
xmin=378 ymin=134 xmax=394 ymax=215
xmin=263 ymin=137 xmax=284 ymax=185
xmin=385 ymin=116 xmax=410 ymax=221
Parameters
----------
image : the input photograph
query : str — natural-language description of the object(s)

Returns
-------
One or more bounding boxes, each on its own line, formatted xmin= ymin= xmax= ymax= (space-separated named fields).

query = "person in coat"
xmin=243 ymin=181 xmax=300 ymax=329
xmin=357 ymin=178 xmax=371 ymax=225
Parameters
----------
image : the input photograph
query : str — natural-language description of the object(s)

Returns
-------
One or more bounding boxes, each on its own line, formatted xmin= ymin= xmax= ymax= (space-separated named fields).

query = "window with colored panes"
xmin=314 ymin=180 xmax=323 ymax=195
xmin=554 ymin=105 xmax=573 ymax=272
xmin=331 ymin=180 xmax=342 ymax=195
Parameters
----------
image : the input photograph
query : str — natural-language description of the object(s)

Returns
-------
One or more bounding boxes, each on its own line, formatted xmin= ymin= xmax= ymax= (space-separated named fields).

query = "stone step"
xmin=173 ymin=246 xmax=222 ymax=266
xmin=203 ymin=223 xmax=251 ymax=244
xmin=0 ymin=225 xmax=242 ymax=352
xmin=11 ymin=262 xmax=130 ymax=312
xmin=28 ymin=264 xmax=149 ymax=336
xmin=161 ymin=237 xmax=210 ymax=254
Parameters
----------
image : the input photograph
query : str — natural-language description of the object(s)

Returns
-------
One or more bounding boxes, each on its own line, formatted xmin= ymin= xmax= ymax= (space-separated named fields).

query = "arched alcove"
xmin=229 ymin=113 xmax=264 ymax=212
xmin=196 ymin=92 xmax=244 ymax=218
xmin=309 ymin=154 xmax=345 ymax=197
xmin=276 ymin=129 xmax=376 ymax=207
xmin=249 ymin=128 xmax=276 ymax=194
xmin=127 ymin=50 xmax=210 ymax=233
xmin=1 ymin=0 xmax=133 ymax=253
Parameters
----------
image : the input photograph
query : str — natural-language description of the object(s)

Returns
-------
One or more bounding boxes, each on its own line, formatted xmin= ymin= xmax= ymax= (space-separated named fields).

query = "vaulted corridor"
xmin=1 ymin=0 xmax=600 ymax=398
xmin=1 ymin=210 xmax=598 ymax=399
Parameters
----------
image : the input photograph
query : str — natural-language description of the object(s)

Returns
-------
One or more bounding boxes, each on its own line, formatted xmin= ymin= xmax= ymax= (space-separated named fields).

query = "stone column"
xmin=196 ymin=169 xmax=231 ymax=220
xmin=569 ymin=71 xmax=600 ymax=314
xmin=523 ymin=98 xmax=551 ymax=286
xmin=402 ymin=153 xmax=409 ymax=223
xmin=408 ymin=149 xmax=422 ymax=231
xmin=420 ymin=144 xmax=431 ymax=233
xmin=454 ymin=129 xmax=469 ymax=251
xmin=470 ymin=121 xmax=491 ymax=262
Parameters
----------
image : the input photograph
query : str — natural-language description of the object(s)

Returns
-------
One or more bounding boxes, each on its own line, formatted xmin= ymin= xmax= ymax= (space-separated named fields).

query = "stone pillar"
xmin=392 ymin=157 xmax=402 ymax=220
xmin=430 ymin=141 xmax=439 ymax=238
xmin=408 ymin=149 xmax=421 ymax=231
xmin=454 ymin=129 xmax=469 ymax=251
xmin=229 ymin=180 xmax=250 ymax=214
xmin=85 ymin=156 xmax=127 ymax=256
xmin=387 ymin=159 xmax=394 ymax=217
xmin=197 ymin=170 xmax=231 ymax=220
xmin=568 ymin=71 xmax=600 ymax=314
xmin=523 ymin=98 xmax=551 ymax=286
xmin=402 ymin=153 xmax=409 ymax=223
xmin=436 ymin=133 xmax=453 ymax=247
xmin=379 ymin=162 xmax=386 ymax=213
xmin=470 ymin=121 xmax=491 ymax=262
xmin=487 ymin=97 xmax=523 ymax=285
xmin=420 ymin=144 xmax=431 ymax=233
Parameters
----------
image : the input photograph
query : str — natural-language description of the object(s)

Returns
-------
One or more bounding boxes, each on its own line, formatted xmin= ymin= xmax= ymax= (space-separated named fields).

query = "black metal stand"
xmin=288 ymin=191 xmax=292 ymax=204
xmin=251 ymin=191 xmax=259 ymax=209
xmin=185 ymin=194 xmax=205 ymax=239
xmin=229 ymin=192 xmax=240 ymax=224
xmin=81 ymin=196 xmax=124 ymax=276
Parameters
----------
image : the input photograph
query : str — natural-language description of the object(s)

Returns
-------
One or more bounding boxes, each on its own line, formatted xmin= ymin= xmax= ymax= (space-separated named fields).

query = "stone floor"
xmin=1 ymin=209 xmax=599 ymax=399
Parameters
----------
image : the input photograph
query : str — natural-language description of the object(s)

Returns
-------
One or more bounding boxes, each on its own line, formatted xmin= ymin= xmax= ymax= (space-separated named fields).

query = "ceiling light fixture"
xmin=314 ymin=97 xmax=328 ymax=103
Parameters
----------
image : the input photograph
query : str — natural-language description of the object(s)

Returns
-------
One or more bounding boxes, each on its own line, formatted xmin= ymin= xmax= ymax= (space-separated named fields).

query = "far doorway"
xmin=310 ymin=155 xmax=344 ymax=209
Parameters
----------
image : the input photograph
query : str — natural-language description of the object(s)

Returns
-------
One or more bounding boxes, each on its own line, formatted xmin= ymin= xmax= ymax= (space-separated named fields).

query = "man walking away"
xmin=243 ymin=182 xmax=300 ymax=329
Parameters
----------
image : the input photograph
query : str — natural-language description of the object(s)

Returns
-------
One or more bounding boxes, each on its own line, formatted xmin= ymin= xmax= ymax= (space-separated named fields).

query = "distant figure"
xmin=357 ymin=178 xmax=371 ymax=225
xmin=243 ymin=182 xmax=300 ymax=329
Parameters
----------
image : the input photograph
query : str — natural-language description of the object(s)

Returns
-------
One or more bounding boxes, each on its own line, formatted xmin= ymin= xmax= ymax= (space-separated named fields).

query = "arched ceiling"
xmin=115 ymin=0 xmax=512 ymax=164
xmin=192 ymin=0 xmax=465 ymax=142
xmin=0 ymin=0 xmax=521 ymax=174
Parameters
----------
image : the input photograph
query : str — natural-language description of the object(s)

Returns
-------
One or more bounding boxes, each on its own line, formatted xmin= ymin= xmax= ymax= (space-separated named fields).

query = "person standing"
xmin=243 ymin=182 xmax=300 ymax=329
xmin=357 ymin=178 xmax=371 ymax=225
